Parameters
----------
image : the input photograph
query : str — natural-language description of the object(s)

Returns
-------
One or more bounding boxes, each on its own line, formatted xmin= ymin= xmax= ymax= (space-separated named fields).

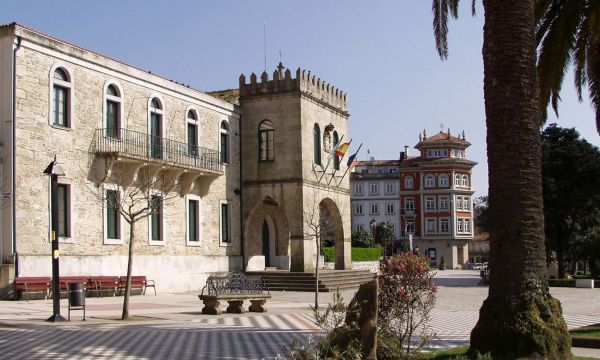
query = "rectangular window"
xmin=53 ymin=86 xmax=69 ymax=127
xmin=426 ymin=218 xmax=436 ymax=233
xmin=439 ymin=197 xmax=449 ymax=211
xmin=106 ymin=190 xmax=120 ymax=240
xmin=220 ymin=202 xmax=231 ymax=244
xmin=425 ymin=197 xmax=435 ymax=211
xmin=405 ymin=220 xmax=415 ymax=234
xmin=385 ymin=203 xmax=395 ymax=214
xmin=427 ymin=248 xmax=437 ymax=260
xmin=187 ymin=123 xmax=198 ymax=156
xmin=354 ymin=184 xmax=363 ymax=195
xmin=355 ymin=204 xmax=364 ymax=215
xmin=259 ymin=128 xmax=274 ymax=161
xmin=220 ymin=132 xmax=229 ymax=163
xmin=404 ymin=198 xmax=415 ymax=213
xmin=457 ymin=218 xmax=464 ymax=232
xmin=150 ymin=195 xmax=163 ymax=241
xmin=464 ymin=219 xmax=471 ymax=232
xmin=106 ymin=100 xmax=120 ymax=138
xmin=440 ymin=218 xmax=449 ymax=233
xmin=385 ymin=183 xmax=395 ymax=194
xmin=356 ymin=224 xmax=364 ymax=231
xmin=370 ymin=204 xmax=379 ymax=215
xmin=463 ymin=196 xmax=471 ymax=210
xmin=57 ymin=184 xmax=70 ymax=237
xmin=188 ymin=199 xmax=199 ymax=242
xmin=369 ymin=184 xmax=379 ymax=195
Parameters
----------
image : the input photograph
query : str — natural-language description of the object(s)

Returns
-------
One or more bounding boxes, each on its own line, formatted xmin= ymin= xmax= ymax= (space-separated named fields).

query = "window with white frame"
xmin=455 ymin=174 xmax=461 ymax=186
xmin=149 ymin=97 xmax=163 ymax=159
xmin=259 ymin=119 xmax=274 ymax=161
xmin=425 ymin=196 xmax=436 ymax=211
xmin=187 ymin=196 xmax=201 ymax=245
xmin=440 ymin=218 xmax=449 ymax=233
xmin=439 ymin=196 xmax=449 ymax=211
xmin=404 ymin=198 xmax=415 ymax=213
xmin=457 ymin=218 xmax=464 ymax=232
xmin=51 ymin=67 xmax=72 ymax=128
xmin=354 ymin=184 xmax=364 ymax=195
xmin=57 ymin=183 xmax=71 ymax=238
xmin=105 ymin=84 xmax=121 ymax=138
xmin=220 ymin=201 xmax=231 ymax=245
xmin=426 ymin=218 xmax=436 ymax=233
xmin=452 ymin=149 xmax=465 ymax=158
xmin=385 ymin=183 xmax=395 ymax=195
xmin=220 ymin=121 xmax=230 ymax=164
xmin=456 ymin=197 xmax=463 ymax=210
xmin=404 ymin=176 xmax=414 ymax=189
xmin=405 ymin=220 xmax=415 ymax=234
xmin=104 ymin=188 xmax=121 ymax=243
xmin=370 ymin=204 xmax=379 ymax=215
xmin=187 ymin=109 xmax=199 ymax=157
xmin=355 ymin=204 xmax=364 ymax=215
xmin=464 ymin=219 xmax=471 ymax=232
xmin=461 ymin=174 xmax=469 ymax=187
xmin=424 ymin=174 xmax=435 ymax=188
xmin=438 ymin=174 xmax=449 ymax=187
xmin=149 ymin=195 xmax=164 ymax=243
xmin=356 ymin=224 xmax=364 ymax=231
xmin=369 ymin=183 xmax=379 ymax=195
xmin=385 ymin=203 xmax=395 ymax=214
xmin=463 ymin=196 xmax=471 ymax=210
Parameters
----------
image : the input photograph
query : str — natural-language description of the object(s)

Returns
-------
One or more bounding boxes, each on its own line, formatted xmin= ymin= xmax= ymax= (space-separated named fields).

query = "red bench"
xmin=118 ymin=275 xmax=156 ymax=295
xmin=59 ymin=276 xmax=89 ymax=292
xmin=88 ymin=276 xmax=119 ymax=297
xmin=15 ymin=277 xmax=51 ymax=301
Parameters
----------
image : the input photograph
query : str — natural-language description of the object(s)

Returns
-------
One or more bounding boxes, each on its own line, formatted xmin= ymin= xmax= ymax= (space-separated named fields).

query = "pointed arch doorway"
xmin=262 ymin=215 xmax=276 ymax=268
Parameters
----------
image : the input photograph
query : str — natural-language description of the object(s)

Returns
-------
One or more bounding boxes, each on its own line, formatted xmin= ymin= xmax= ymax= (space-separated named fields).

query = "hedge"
xmin=322 ymin=247 xmax=381 ymax=262
xmin=548 ymin=278 xmax=575 ymax=287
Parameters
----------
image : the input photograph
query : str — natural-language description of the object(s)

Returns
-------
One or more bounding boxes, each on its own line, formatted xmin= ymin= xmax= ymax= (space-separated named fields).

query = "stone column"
xmin=290 ymin=235 xmax=314 ymax=272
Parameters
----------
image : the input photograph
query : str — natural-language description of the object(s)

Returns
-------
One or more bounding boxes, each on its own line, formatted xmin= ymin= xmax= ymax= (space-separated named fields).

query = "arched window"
xmin=220 ymin=121 xmax=230 ymax=164
xmin=461 ymin=174 xmax=469 ymax=187
xmin=425 ymin=174 xmax=435 ymax=188
xmin=105 ymin=84 xmax=121 ymax=138
xmin=187 ymin=109 xmax=199 ymax=156
xmin=259 ymin=120 xmax=274 ymax=161
xmin=438 ymin=174 xmax=449 ymax=187
xmin=51 ymin=67 xmax=72 ymax=128
xmin=455 ymin=174 xmax=462 ymax=187
xmin=313 ymin=124 xmax=321 ymax=165
xmin=149 ymin=97 xmax=163 ymax=159
xmin=333 ymin=131 xmax=340 ymax=170
xmin=404 ymin=175 xmax=413 ymax=189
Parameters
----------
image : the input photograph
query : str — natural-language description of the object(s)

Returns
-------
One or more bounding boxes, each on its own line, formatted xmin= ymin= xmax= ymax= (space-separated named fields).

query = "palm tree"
xmin=536 ymin=0 xmax=600 ymax=134
xmin=432 ymin=0 xmax=570 ymax=358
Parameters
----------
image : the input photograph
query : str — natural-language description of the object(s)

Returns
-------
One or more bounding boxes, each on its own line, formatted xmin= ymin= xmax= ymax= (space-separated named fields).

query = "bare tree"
xmin=85 ymin=162 xmax=180 ymax=319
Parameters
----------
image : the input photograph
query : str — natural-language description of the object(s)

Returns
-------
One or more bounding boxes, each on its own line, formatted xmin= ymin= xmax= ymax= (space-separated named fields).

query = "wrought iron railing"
xmin=94 ymin=128 xmax=222 ymax=173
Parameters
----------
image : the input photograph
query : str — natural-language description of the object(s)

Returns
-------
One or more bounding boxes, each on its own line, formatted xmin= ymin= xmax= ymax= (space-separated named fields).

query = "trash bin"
xmin=68 ymin=282 xmax=85 ymax=306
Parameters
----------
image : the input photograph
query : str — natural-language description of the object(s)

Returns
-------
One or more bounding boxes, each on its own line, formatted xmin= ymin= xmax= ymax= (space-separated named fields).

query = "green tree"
xmin=535 ymin=0 xmax=600 ymax=133
xmin=473 ymin=195 xmax=489 ymax=234
xmin=542 ymin=124 xmax=600 ymax=277
xmin=375 ymin=221 xmax=394 ymax=248
xmin=572 ymin=215 xmax=600 ymax=279
xmin=432 ymin=0 xmax=571 ymax=357
xmin=351 ymin=229 xmax=374 ymax=248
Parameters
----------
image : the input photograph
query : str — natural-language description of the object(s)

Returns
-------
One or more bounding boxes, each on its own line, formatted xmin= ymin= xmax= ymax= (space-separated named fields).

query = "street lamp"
xmin=43 ymin=156 xmax=66 ymax=322
xmin=370 ymin=218 xmax=377 ymax=240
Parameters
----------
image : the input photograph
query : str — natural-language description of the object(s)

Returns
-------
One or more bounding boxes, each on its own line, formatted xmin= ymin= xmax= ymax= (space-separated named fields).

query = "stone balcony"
xmin=90 ymin=128 xmax=223 ymax=195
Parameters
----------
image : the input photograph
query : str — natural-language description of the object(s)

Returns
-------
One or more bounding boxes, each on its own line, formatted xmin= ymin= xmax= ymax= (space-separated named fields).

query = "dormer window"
xmin=427 ymin=149 xmax=448 ymax=158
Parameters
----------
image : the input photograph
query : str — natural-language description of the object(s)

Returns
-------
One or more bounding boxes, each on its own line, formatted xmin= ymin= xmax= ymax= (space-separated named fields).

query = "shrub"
xmin=322 ymin=247 xmax=382 ymax=262
xmin=378 ymin=253 xmax=437 ymax=359
xmin=351 ymin=229 xmax=374 ymax=248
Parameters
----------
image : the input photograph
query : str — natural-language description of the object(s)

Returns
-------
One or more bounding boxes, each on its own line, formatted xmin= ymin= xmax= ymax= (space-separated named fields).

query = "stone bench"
xmin=198 ymin=272 xmax=271 ymax=315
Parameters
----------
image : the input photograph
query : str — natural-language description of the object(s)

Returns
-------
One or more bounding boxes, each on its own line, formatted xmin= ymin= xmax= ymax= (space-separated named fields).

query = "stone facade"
xmin=0 ymin=23 xmax=353 ymax=295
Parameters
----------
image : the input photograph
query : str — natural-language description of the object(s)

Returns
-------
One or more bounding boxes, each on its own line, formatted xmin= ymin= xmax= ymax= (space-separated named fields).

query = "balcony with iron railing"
xmin=92 ymin=128 xmax=223 ymax=174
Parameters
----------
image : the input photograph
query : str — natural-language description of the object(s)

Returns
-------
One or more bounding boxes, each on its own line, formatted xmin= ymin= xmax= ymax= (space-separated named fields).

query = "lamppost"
xmin=43 ymin=156 xmax=66 ymax=322
xmin=370 ymin=218 xmax=376 ymax=242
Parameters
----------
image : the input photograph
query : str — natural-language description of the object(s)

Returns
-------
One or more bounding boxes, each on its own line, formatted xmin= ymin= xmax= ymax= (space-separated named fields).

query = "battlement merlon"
xmin=238 ymin=65 xmax=348 ymax=113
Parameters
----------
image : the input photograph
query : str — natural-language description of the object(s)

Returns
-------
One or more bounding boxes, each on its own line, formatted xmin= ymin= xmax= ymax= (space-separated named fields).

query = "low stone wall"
xmin=323 ymin=261 xmax=380 ymax=273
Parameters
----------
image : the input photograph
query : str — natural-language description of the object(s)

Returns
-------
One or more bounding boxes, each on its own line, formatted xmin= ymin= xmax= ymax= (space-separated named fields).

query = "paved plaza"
xmin=0 ymin=270 xmax=598 ymax=359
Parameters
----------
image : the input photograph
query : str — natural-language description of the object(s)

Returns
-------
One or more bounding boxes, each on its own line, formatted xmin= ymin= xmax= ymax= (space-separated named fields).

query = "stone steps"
xmin=247 ymin=270 xmax=376 ymax=292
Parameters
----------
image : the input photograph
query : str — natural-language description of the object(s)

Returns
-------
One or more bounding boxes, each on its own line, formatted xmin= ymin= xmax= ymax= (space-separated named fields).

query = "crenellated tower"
xmin=239 ymin=63 xmax=352 ymax=273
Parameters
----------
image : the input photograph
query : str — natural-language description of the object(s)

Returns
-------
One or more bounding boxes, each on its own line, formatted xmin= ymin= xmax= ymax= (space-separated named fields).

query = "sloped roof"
xmin=415 ymin=131 xmax=471 ymax=148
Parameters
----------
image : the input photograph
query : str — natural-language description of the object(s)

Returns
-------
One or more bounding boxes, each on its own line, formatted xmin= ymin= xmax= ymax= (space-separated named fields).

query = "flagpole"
xmin=327 ymin=139 xmax=352 ymax=186
xmin=337 ymin=143 xmax=363 ymax=187
xmin=317 ymin=135 xmax=344 ymax=184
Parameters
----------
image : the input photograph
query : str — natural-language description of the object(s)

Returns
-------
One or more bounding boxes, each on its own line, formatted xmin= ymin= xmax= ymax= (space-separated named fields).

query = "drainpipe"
xmin=12 ymin=34 xmax=22 ymax=276
xmin=238 ymin=114 xmax=244 ymax=269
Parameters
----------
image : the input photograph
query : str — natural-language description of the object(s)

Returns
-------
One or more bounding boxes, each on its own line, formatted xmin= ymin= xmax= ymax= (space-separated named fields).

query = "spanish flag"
xmin=335 ymin=140 xmax=351 ymax=158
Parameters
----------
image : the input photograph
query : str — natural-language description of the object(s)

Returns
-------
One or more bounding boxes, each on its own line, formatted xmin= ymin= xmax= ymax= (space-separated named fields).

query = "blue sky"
xmin=3 ymin=0 xmax=598 ymax=196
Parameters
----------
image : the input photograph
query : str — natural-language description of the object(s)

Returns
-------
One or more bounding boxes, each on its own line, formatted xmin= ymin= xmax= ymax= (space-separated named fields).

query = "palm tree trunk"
xmin=122 ymin=221 xmax=134 ymax=320
xmin=469 ymin=0 xmax=571 ymax=358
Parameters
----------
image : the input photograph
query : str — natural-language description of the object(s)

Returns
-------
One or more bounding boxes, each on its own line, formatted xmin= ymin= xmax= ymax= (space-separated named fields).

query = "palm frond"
xmin=573 ymin=20 xmax=589 ymax=102
xmin=433 ymin=0 xmax=450 ymax=60
xmin=585 ymin=26 xmax=600 ymax=134
xmin=536 ymin=0 xmax=580 ymax=120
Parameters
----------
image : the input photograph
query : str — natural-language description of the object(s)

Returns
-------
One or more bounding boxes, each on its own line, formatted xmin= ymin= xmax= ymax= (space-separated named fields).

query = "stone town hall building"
xmin=0 ymin=23 xmax=351 ymax=295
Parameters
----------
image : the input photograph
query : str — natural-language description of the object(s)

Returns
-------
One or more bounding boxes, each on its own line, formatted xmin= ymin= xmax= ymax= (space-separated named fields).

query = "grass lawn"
xmin=420 ymin=345 xmax=596 ymax=360
xmin=571 ymin=324 xmax=600 ymax=338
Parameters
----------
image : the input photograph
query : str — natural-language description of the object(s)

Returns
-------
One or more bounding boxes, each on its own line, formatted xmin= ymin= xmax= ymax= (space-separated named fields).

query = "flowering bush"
xmin=378 ymin=253 xmax=437 ymax=359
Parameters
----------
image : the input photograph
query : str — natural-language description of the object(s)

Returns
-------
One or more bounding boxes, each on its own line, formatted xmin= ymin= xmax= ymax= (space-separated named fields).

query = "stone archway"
xmin=319 ymin=197 xmax=351 ymax=270
xmin=244 ymin=198 xmax=290 ymax=271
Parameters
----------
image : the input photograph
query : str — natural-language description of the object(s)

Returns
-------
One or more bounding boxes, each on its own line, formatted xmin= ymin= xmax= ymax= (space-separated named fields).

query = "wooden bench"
xmin=15 ymin=277 xmax=51 ymax=301
xmin=198 ymin=272 xmax=270 ymax=315
xmin=59 ymin=276 xmax=89 ymax=292
xmin=88 ymin=276 xmax=119 ymax=297
xmin=117 ymin=275 xmax=156 ymax=295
